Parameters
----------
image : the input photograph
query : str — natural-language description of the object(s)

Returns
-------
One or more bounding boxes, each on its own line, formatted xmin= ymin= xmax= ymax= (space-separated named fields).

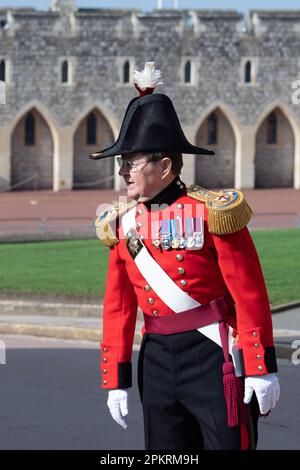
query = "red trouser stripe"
xmin=240 ymin=423 xmax=249 ymax=450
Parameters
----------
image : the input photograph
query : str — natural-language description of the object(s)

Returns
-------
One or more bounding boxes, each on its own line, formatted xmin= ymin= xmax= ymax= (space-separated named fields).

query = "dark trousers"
xmin=137 ymin=330 xmax=259 ymax=450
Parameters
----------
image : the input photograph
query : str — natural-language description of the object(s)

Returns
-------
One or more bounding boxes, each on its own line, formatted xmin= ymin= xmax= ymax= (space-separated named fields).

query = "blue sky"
xmin=0 ymin=0 xmax=299 ymax=13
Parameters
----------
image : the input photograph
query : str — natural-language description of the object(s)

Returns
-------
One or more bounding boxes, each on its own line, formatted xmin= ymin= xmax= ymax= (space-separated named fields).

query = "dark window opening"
xmin=0 ymin=60 xmax=5 ymax=82
xmin=87 ymin=112 xmax=97 ymax=145
xmin=207 ymin=112 xmax=218 ymax=145
xmin=62 ymin=60 xmax=68 ymax=83
xmin=266 ymin=112 xmax=277 ymax=144
xmin=184 ymin=61 xmax=191 ymax=83
xmin=25 ymin=112 xmax=35 ymax=146
xmin=123 ymin=61 xmax=130 ymax=83
xmin=245 ymin=61 xmax=251 ymax=83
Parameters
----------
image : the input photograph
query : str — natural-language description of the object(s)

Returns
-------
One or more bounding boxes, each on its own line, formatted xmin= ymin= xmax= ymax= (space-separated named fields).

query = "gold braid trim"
xmin=95 ymin=200 xmax=137 ymax=247
xmin=187 ymin=184 xmax=253 ymax=235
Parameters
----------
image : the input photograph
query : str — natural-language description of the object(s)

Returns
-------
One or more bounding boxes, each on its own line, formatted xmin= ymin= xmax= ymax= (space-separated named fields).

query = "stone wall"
xmin=255 ymin=107 xmax=295 ymax=188
xmin=195 ymin=109 xmax=235 ymax=189
xmin=11 ymin=109 xmax=54 ymax=190
xmin=73 ymin=109 xmax=114 ymax=189
xmin=0 ymin=5 xmax=300 ymax=190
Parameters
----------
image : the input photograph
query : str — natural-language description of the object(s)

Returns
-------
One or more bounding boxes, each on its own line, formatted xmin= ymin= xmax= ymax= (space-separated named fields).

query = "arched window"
xmin=267 ymin=112 xmax=277 ymax=144
xmin=86 ymin=112 xmax=97 ymax=145
xmin=207 ymin=112 xmax=217 ymax=145
xmin=0 ymin=60 xmax=5 ymax=82
xmin=62 ymin=60 xmax=68 ymax=83
xmin=245 ymin=61 xmax=251 ymax=83
xmin=123 ymin=61 xmax=130 ymax=83
xmin=25 ymin=112 xmax=35 ymax=146
xmin=184 ymin=61 xmax=191 ymax=83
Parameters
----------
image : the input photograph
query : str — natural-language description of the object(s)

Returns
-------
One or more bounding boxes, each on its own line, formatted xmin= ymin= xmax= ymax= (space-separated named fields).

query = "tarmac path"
xmin=0 ymin=335 xmax=299 ymax=450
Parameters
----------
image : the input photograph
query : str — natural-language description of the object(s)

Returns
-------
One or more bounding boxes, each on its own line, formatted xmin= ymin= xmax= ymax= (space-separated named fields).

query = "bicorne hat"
xmin=89 ymin=62 xmax=214 ymax=160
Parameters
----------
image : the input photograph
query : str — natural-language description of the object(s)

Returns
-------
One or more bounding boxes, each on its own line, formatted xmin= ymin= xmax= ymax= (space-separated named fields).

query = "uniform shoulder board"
xmin=95 ymin=200 xmax=137 ymax=247
xmin=187 ymin=184 xmax=253 ymax=235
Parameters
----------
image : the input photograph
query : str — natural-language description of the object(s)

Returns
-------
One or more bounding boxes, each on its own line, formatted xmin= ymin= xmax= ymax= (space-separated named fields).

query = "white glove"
xmin=244 ymin=373 xmax=280 ymax=415
xmin=107 ymin=389 xmax=128 ymax=429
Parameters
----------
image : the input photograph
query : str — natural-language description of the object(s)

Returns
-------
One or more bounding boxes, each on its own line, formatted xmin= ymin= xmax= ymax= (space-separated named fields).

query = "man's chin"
xmin=126 ymin=187 xmax=140 ymax=200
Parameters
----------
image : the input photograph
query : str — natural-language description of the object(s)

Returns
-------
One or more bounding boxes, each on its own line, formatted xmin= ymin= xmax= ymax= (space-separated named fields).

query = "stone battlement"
xmin=0 ymin=3 xmax=300 ymax=192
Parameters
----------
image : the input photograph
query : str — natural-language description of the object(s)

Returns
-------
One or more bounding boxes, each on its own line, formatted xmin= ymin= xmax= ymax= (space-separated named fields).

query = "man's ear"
xmin=160 ymin=158 xmax=173 ymax=179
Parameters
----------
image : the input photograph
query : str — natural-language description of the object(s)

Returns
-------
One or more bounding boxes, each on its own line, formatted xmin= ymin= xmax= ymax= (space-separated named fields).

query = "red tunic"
xmin=100 ymin=189 xmax=277 ymax=389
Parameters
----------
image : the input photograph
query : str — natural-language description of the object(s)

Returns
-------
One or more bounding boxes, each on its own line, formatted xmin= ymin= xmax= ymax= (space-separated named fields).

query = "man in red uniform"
xmin=90 ymin=62 xmax=280 ymax=450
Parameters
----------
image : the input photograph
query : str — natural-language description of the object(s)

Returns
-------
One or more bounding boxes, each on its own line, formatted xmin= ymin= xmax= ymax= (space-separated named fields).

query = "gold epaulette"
xmin=187 ymin=185 xmax=253 ymax=235
xmin=95 ymin=200 xmax=137 ymax=247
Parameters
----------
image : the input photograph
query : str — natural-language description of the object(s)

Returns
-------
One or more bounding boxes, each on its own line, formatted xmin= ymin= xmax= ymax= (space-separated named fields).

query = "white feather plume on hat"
xmin=133 ymin=62 xmax=164 ymax=93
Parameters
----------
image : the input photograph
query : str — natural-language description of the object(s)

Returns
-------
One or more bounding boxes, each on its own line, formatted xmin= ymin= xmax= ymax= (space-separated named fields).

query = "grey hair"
xmin=148 ymin=151 xmax=183 ymax=176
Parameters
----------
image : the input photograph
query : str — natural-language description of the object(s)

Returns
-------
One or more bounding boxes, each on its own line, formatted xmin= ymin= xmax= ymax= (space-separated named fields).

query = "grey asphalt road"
xmin=0 ymin=335 xmax=299 ymax=450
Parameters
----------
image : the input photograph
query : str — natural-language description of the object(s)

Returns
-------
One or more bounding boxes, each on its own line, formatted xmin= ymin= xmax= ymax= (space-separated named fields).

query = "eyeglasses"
xmin=116 ymin=156 xmax=157 ymax=172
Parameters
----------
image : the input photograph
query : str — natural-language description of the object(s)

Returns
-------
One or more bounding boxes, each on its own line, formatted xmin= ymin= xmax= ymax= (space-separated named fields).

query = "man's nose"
xmin=118 ymin=164 xmax=129 ymax=177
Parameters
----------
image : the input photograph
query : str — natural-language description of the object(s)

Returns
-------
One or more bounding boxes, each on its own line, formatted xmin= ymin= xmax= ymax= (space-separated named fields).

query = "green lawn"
xmin=0 ymin=239 xmax=109 ymax=301
xmin=0 ymin=228 xmax=299 ymax=306
xmin=251 ymin=228 xmax=300 ymax=306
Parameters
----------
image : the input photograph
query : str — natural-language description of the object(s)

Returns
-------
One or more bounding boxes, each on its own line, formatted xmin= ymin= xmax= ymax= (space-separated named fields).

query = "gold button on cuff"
xmin=258 ymin=366 xmax=263 ymax=371
xmin=177 ymin=203 xmax=184 ymax=209
xmin=176 ymin=254 xmax=184 ymax=261
xmin=180 ymin=280 xmax=187 ymax=286
xmin=103 ymin=380 xmax=107 ymax=385
xmin=252 ymin=332 xmax=258 ymax=337
xmin=103 ymin=347 xmax=109 ymax=353
xmin=144 ymin=285 xmax=151 ymax=292
xmin=153 ymin=310 xmax=158 ymax=317
xmin=178 ymin=267 xmax=185 ymax=275
xmin=148 ymin=298 xmax=154 ymax=305
xmin=103 ymin=369 xmax=108 ymax=374
xmin=256 ymin=355 xmax=262 ymax=360
xmin=103 ymin=358 xmax=107 ymax=363
xmin=254 ymin=343 xmax=260 ymax=348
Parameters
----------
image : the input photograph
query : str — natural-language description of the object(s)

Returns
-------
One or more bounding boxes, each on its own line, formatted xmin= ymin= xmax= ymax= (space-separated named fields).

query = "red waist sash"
xmin=143 ymin=295 xmax=233 ymax=334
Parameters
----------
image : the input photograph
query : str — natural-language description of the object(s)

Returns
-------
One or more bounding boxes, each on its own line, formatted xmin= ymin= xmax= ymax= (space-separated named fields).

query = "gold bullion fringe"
xmin=208 ymin=200 xmax=253 ymax=235
xmin=96 ymin=223 xmax=119 ymax=247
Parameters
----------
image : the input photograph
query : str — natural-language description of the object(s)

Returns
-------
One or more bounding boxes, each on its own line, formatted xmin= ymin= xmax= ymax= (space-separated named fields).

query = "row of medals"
xmin=151 ymin=217 xmax=204 ymax=250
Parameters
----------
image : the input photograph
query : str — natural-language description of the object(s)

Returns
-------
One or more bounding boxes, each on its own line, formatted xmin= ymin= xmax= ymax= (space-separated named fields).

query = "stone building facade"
xmin=0 ymin=0 xmax=300 ymax=191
